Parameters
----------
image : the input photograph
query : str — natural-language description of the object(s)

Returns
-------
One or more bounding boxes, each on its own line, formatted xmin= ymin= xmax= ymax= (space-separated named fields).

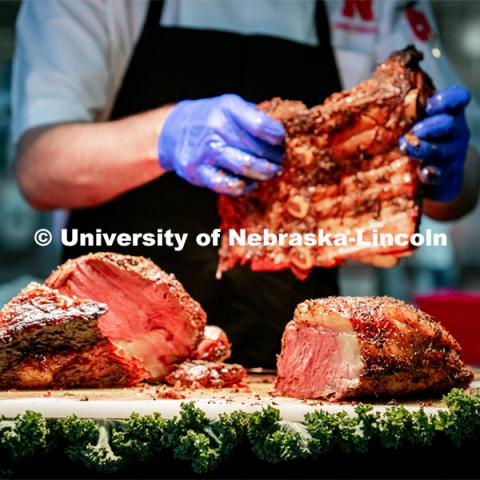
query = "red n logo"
xmin=406 ymin=6 xmax=432 ymax=41
xmin=342 ymin=0 xmax=374 ymax=21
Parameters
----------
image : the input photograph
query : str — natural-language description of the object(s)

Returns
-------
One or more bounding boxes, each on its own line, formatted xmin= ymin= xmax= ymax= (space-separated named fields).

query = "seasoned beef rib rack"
xmin=218 ymin=47 xmax=435 ymax=280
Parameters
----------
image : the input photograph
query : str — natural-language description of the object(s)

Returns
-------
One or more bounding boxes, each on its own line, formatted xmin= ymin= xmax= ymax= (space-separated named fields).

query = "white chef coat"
xmin=11 ymin=0 xmax=479 ymax=149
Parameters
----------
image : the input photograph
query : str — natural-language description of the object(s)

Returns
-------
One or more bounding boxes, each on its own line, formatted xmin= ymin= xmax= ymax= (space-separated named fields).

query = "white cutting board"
xmin=1 ymin=376 xmax=475 ymax=421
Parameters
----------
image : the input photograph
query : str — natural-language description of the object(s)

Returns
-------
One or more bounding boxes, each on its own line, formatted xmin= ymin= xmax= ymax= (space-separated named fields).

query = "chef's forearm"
xmin=15 ymin=106 xmax=174 ymax=210
xmin=424 ymin=146 xmax=480 ymax=221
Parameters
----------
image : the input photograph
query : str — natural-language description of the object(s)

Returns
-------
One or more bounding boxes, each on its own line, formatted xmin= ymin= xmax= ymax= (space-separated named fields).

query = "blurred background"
xmin=0 ymin=0 xmax=479 ymax=308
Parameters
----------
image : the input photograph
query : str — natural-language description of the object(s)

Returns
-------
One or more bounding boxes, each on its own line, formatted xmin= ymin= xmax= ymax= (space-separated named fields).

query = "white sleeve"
xmin=11 ymin=0 xmax=111 ymax=145
xmin=374 ymin=0 xmax=480 ymax=151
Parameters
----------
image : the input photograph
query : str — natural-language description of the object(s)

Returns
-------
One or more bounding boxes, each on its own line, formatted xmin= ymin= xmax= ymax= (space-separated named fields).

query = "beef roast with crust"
xmin=274 ymin=296 xmax=473 ymax=400
xmin=0 ymin=283 xmax=147 ymax=388
xmin=45 ymin=252 xmax=207 ymax=381
xmin=218 ymin=47 xmax=435 ymax=280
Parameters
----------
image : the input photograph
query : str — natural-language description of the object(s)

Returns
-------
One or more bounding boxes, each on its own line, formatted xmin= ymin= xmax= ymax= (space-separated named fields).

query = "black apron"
xmin=64 ymin=0 xmax=341 ymax=368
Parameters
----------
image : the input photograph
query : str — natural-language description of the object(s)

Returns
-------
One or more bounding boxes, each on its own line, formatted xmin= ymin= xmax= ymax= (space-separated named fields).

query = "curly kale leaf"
xmin=303 ymin=410 xmax=335 ymax=457
xmin=353 ymin=404 xmax=378 ymax=451
xmin=0 ymin=411 xmax=48 ymax=463
xmin=165 ymin=403 xmax=247 ymax=474
xmin=247 ymin=406 xmax=310 ymax=463
xmin=436 ymin=388 xmax=480 ymax=447
xmin=373 ymin=407 xmax=435 ymax=449
xmin=60 ymin=416 xmax=123 ymax=474
xmin=0 ymin=389 xmax=478 ymax=476
xmin=213 ymin=410 xmax=248 ymax=458
xmin=174 ymin=429 xmax=221 ymax=474
xmin=111 ymin=412 xmax=167 ymax=463
xmin=408 ymin=409 xmax=436 ymax=447
xmin=305 ymin=407 xmax=371 ymax=457
xmin=163 ymin=402 xmax=207 ymax=449
xmin=45 ymin=418 xmax=64 ymax=454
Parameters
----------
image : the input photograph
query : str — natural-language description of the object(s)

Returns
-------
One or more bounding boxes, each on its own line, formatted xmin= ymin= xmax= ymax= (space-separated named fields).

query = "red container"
xmin=414 ymin=290 xmax=480 ymax=366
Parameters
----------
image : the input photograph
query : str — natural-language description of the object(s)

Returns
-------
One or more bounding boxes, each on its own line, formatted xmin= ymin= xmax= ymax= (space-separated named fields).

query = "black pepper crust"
xmin=0 ymin=282 xmax=108 ymax=373
xmin=0 ymin=282 xmax=150 ymax=389
xmin=279 ymin=296 xmax=473 ymax=399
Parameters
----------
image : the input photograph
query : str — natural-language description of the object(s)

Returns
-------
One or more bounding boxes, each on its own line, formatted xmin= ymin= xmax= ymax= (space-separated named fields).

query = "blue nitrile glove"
xmin=158 ymin=94 xmax=285 ymax=196
xmin=399 ymin=86 xmax=471 ymax=202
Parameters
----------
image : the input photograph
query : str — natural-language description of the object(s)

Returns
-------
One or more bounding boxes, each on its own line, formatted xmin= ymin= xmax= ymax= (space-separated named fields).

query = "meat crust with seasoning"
xmin=0 ymin=283 xmax=147 ymax=388
xmin=218 ymin=47 xmax=434 ymax=280
xmin=165 ymin=360 xmax=246 ymax=388
xmin=274 ymin=296 xmax=473 ymax=400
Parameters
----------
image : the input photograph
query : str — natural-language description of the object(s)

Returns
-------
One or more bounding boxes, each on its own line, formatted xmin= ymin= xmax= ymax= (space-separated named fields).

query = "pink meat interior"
xmin=52 ymin=260 xmax=198 ymax=379
xmin=274 ymin=323 xmax=362 ymax=400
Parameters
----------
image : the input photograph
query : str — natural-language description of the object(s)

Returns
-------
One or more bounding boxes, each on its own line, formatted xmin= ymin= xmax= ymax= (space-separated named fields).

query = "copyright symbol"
xmin=34 ymin=229 xmax=52 ymax=247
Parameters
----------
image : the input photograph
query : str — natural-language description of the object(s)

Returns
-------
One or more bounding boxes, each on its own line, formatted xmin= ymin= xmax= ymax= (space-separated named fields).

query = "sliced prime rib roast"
xmin=45 ymin=252 xmax=207 ymax=381
xmin=192 ymin=325 xmax=232 ymax=362
xmin=274 ymin=296 xmax=473 ymax=400
xmin=0 ymin=283 xmax=147 ymax=388
xmin=165 ymin=360 xmax=246 ymax=389
xmin=218 ymin=47 xmax=435 ymax=280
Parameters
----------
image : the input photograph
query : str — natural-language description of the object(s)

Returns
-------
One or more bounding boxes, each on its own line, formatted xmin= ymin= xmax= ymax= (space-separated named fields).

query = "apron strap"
xmin=145 ymin=0 xmax=165 ymax=30
xmin=315 ymin=0 xmax=333 ymax=47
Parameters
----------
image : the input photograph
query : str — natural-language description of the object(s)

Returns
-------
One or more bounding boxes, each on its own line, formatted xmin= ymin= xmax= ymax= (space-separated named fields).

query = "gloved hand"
xmin=158 ymin=94 xmax=285 ymax=195
xmin=399 ymin=85 xmax=471 ymax=202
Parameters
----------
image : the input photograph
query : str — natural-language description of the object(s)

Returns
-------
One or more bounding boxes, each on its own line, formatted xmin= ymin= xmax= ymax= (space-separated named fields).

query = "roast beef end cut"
xmin=165 ymin=360 xmax=247 ymax=388
xmin=274 ymin=296 xmax=473 ymax=400
xmin=0 ymin=341 xmax=147 ymax=389
xmin=0 ymin=282 xmax=106 ymax=372
xmin=192 ymin=325 xmax=232 ymax=362
xmin=0 ymin=282 xmax=147 ymax=389
xmin=218 ymin=46 xmax=434 ymax=280
xmin=46 ymin=252 xmax=207 ymax=380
